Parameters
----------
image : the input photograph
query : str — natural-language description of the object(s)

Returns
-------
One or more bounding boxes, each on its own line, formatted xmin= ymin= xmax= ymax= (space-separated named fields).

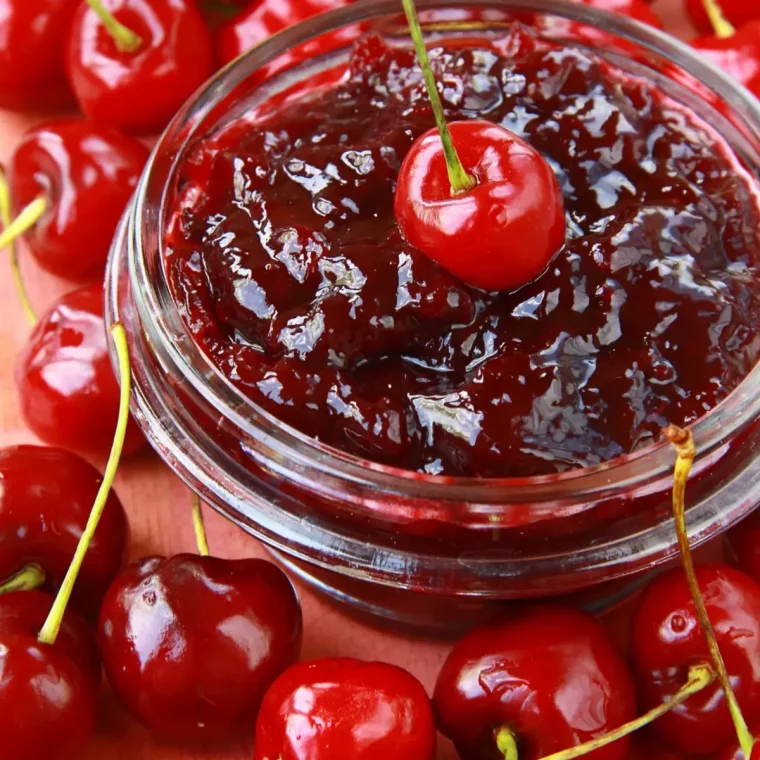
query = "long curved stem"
xmin=86 ymin=0 xmax=143 ymax=53
xmin=664 ymin=425 xmax=755 ymax=759
xmin=0 ymin=564 xmax=46 ymax=595
xmin=401 ymin=0 xmax=475 ymax=194
xmin=192 ymin=493 xmax=210 ymax=557
xmin=38 ymin=324 xmax=131 ymax=645
xmin=700 ymin=0 xmax=735 ymax=38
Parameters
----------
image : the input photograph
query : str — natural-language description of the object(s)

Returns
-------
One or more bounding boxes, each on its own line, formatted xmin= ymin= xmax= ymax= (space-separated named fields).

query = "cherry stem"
xmin=496 ymin=726 xmax=519 ymax=760
xmin=0 ymin=564 xmax=46 ymax=595
xmin=534 ymin=664 xmax=714 ymax=760
xmin=38 ymin=323 xmax=131 ymax=646
xmin=191 ymin=493 xmax=210 ymax=557
xmin=401 ymin=0 xmax=475 ymax=194
xmin=664 ymin=425 xmax=756 ymax=759
xmin=0 ymin=168 xmax=37 ymax=326
xmin=700 ymin=0 xmax=735 ymax=38
xmin=86 ymin=0 xmax=142 ymax=54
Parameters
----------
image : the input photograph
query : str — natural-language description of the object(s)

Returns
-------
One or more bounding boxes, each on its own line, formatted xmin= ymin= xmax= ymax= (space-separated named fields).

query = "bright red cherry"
xmin=16 ymin=284 xmax=145 ymax=459
xmin=726 ymin=510 xmax=760 ymax=582
xmin=98 ymin=555 xmax=302 ymax=742
xmin=0 ymin=0 xmax=79 ymax=111
xmin=395 ymin=120 xmax=566 ymax=292
xmin=0 ymin=446 xmax=129 ymax=618
xmin=8 ymin=119 xmax=148 ymax=281
xmin=253 ymin=658 xmax=437 ymax=760
xmin=686 ymin=0 xmax=760 ymax=37
xmin=0 ymin=591 xmax=100 ymax=760
xmin=66 ymin=0 xmax=214 ymax=135
xmin=433 ymin=605 xmax=636 ymax=760
xmin=631 ymin=564 xmax=760 ymax=755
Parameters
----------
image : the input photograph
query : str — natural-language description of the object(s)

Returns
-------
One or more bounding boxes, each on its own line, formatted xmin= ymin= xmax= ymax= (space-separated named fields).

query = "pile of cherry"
xmin=3 ymin=0 xmax=760 ymax=759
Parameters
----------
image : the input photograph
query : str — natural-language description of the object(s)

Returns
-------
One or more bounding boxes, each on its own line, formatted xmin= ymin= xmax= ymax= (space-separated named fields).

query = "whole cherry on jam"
xmin=16 ymin=284 xmax=145 ymax=458
xmin=433 ymin=604 xmax=636 ymax=760
xmin=0 ymin=0 xmax=79 ymax=111
xmin=66 ymin=0 xmax=214 ymax=135
xmin=631 ymin=564 xmax=760 ymax=755
xmin=726 ymin=510 xmax=760 ymax=582
xmin=253 ymin=658 xmax=437 ymax=760
xmin=5 ymin=119 xmax=148 ymax=281
xmin=686 ymin=0 xmax=760 ymax=37
xmin=98 ymin=554 xmax=303 ymax=741
xmin=0 ymin=446 xmax=129 ymax=618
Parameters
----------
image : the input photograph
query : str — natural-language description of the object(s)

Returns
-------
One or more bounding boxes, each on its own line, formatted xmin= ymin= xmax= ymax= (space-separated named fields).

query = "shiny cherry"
xmin=0 ymin=0 xmax=79 ymax=111
xmin=726 ymin=510 xmax=760 ymax=582
xmin=395 ymin=120 xmax=566 ymax=292
xmin=9 ymin=119 xmax=148 ymax=281
xmin=0 ymin=591 xmax=100 ymax=760
xmin=16 ymin=284 xmax=145 ymax=458
xmin=0 ymin=446 xmax=129 ymax=617
xmin=433 ymin=604 xmax=636 ymax=760
xmin=98 ymin=554 xmax=302 ymax=742
xmin=631 ymin=564 xmax=760 ymax=755
xmin=686 ymin=0 xmax=760 ymax=37
xmin=66 ymin=0 xmax=214 ymax=135
xmin=253 ymin=658 xmax=437 ymax=760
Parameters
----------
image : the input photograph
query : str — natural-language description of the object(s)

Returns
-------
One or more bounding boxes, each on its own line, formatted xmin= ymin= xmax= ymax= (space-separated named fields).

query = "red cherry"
xmin=0 ymin=446 xmax=129 ymax=618
xmin=16 ymin=284 xmax=145 ymax=458
xmin=433 ymin=605 xmax=636 ymax=760
xmin=98 ymin=554 xmax=302 ymax=741
xmin=395 ymin=120 xmax=566 ymax=292
xmin=66 ymin=0 xmax=214 ymax=135
xmin=253 ymin=658 xmax=436 ymax=760
xmin=9 ymin=119 xmax=148 ymax=281
xmin=0 ymin=591 xmax=99 ymax=760
xmin=686 ymin=0 xmax=760 ymax=36
xmin=726 ymin=510 xmax=760 ymax=582
xmin=0 ymin=0 xmax=79 ymax=111
xmin=631 ymin=564 xmax=760 ymax=754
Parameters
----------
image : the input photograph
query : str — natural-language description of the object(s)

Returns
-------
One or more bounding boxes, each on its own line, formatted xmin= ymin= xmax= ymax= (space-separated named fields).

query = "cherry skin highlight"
xmin=726 ymin=510 xmax=760 ymax=582
xmin=9 ymin=120 xmax=148 ymax=281
xmin=16 ymin=284 xmax=145 ymax=459
xmin=433 ymin=605 xmax=636 ymax=760
xmin=98 ymin=555 xmax=302 ymax=742
xmin=395 ymin=120 xmax=566 ymax=292
xmin=66 ymin=0 xmax=214 ymax=135
xmin=686 ymin=0 xmax=760 ymax=36
xmin=631 ymin=564 xmax=760 ymax=754
xmin=253 ymin=657 xmax=437 ymax=760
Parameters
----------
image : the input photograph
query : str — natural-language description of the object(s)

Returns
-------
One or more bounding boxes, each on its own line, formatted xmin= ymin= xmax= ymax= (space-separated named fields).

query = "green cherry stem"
xmin=401 ymin=0 xmax=475 ymax=194
xmin=701 ymin=0 xmax=735 ymax=38
xmin=0 ymin=564 xmax=46 ymax=595
xmin=664 ymin=425 xmax=756 ymax=759
xmin=86 ymin=0 xmax=143 ymax=53
xmin=0 ymin=168 xmax=37 ymax=325
xmin=191 ymin=493 xmax=210 ymax=557
xmin=38 ymin=323 xmax=131 ymax=646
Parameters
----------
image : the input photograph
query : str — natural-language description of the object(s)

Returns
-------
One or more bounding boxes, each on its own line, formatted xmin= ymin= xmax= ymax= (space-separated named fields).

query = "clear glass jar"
xmin=106 ymin=0 xmax=760 ymax=630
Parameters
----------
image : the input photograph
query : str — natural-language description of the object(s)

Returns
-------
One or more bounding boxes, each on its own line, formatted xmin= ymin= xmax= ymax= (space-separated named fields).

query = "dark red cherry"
xmin=16 ymin=284 xmax=145 ymax=459
xmin=395 ymin=120 xmax=566 ymax=292
xmin=98 ymin=554 xmax=302 ymax=742
xmin=433 ymin=605 xmax=636 ymax=760
xmin=0 ymin=0 xmax=79 ymax=111
xmin=0 ymin=446 xmax=129 ymax=618
xmin=0 ymin=591 xmax=99 ymax=760
xmin=66 ymin=0 xmax=214 ymax=135
xmin=9 ymin=119 xmax=148 ymax=281
xmin=631 ymin=564 xmax=760 ymax=755
xmin=253 ymin=658 xmax=437 ymax=760
xmin=726 ymin=510 xmax=760 ymax=582
xmin=686 ymin=0 xmax=760 ymax=36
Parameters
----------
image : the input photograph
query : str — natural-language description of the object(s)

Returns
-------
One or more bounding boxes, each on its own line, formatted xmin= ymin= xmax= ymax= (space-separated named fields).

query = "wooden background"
xmin=0 ymin=1 xmax=695 ymax=757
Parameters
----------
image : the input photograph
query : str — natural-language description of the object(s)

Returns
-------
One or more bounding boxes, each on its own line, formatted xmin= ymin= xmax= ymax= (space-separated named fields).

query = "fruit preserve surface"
xmin=165 ymin=26 xmax=760 ymax=478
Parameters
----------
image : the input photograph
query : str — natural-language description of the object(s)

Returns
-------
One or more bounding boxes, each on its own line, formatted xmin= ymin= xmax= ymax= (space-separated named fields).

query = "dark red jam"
xmin=165 ymin=26 xmax=760 ymax=478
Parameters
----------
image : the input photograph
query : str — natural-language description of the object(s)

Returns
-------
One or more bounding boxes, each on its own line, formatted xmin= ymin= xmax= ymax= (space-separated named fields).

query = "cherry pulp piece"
xmin=253 ymin=658 xmax=436 ymax=760
xmin=0 ymin=0 xmax=79 ymax=111
xmin=0 ymin=446 xmax=129 ymax=618
xmin=0 ymin=591 xmax=100 ymax=760
xmin=8 ymin=120 xmax=148 ymax=281
xmin=98 ymin=554 xmax=302 ymax=742
xmin=433 ymin=605 xmax=635 ymax=760
xmin=66 ymin=0 xmax=214 ymax=135
xmin=726 ymin=510 xmax=760 ymax=582
xmin=395 ymin=120 xmax=566 ymax=292
xmin=687 ymin=0 xmax=760 ymax=36
xmin=16 ymin=284 xmax=145 ymax=458
xmin=631 ymin=564 xmax=760 ymax=755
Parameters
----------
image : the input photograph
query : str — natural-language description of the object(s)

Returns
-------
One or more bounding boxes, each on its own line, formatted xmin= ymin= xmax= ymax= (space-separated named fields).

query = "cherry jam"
xmin=165 ymin=26 xmax=760 ymax=478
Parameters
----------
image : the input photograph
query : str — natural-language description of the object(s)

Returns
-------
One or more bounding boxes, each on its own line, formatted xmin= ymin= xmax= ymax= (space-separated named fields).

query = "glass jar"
xmin=106 ymin=0 xmax=760 ymax=630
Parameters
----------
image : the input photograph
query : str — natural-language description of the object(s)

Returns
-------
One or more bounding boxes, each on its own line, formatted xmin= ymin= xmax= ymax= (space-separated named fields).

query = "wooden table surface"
xmin=0 ymin=1 xmax=693 ymax=757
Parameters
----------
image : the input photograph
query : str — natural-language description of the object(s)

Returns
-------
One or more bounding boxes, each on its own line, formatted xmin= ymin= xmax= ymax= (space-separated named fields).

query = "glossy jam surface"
xmin=165 ymin=27 xmax=760 ymax=478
